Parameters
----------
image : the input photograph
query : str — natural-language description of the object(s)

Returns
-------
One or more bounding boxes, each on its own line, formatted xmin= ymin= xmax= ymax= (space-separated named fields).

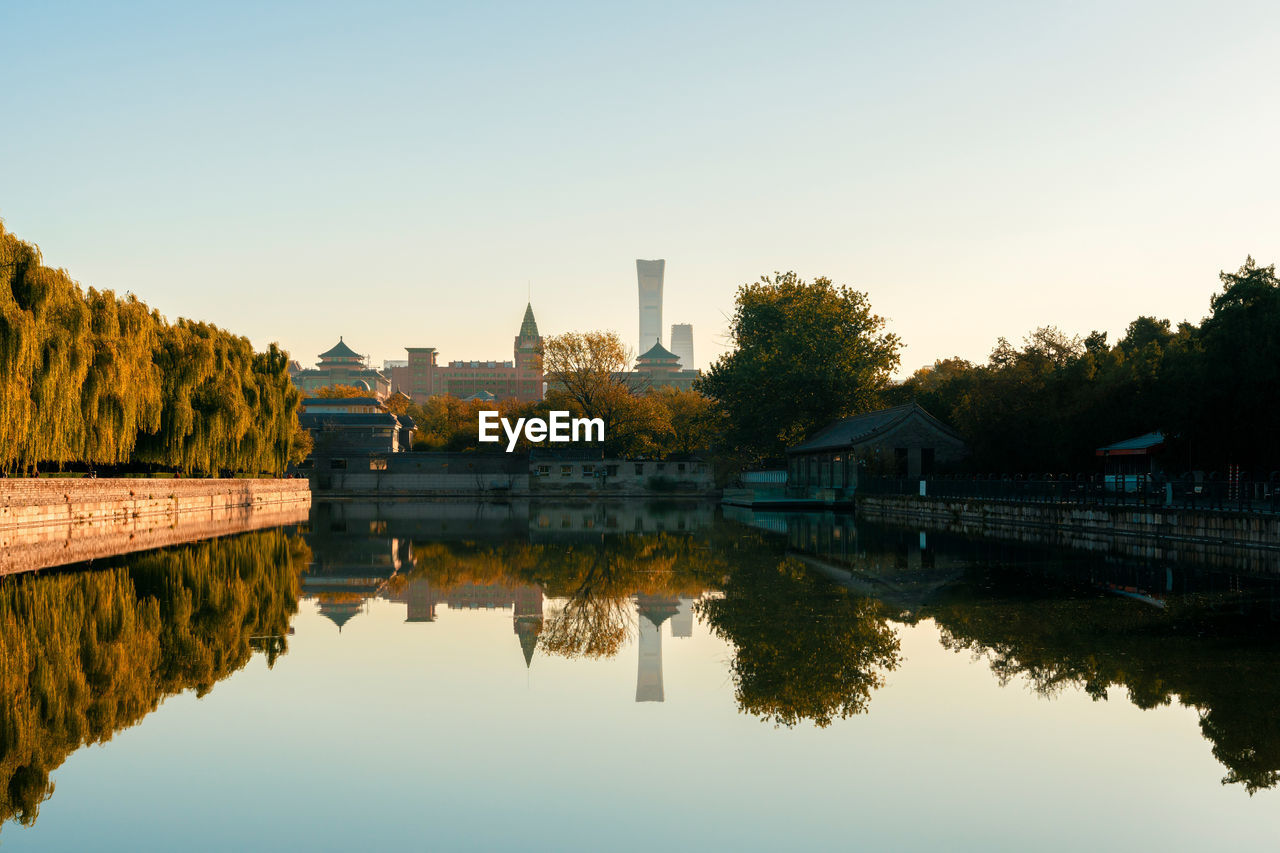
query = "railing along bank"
xmin=858 ymin=475 xmax=1280 ymax=515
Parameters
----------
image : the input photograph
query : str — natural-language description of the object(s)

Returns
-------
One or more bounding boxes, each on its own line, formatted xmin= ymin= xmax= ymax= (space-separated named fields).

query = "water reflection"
xmin=6 ymin=499 xmax=1280 ymax=842
xmin=0 ymin=530 xmax=309 ymax=828
xmin=760 ymin=508 xmax=1280 ymax=794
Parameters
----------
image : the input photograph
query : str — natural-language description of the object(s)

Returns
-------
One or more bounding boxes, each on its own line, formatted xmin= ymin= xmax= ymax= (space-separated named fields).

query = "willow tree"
xmin=1 ymin=223 xmax=305 ymax=475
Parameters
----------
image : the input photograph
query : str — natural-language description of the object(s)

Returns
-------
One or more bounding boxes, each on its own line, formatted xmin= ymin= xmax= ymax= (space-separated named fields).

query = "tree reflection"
xmin=928 ymin=565 xmax=1280 ymax=794
xmin=0 ymin=530 xmax=308 ymax=827
xmin=407 ymin=532 xmax=723 ymax=661
xmin=698 ymin=556 xmax=901 ymax=728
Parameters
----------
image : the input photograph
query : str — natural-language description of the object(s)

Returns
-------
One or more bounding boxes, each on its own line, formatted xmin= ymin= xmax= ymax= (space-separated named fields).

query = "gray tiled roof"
xmin=787 ymin=402 xmax=959 ymax=454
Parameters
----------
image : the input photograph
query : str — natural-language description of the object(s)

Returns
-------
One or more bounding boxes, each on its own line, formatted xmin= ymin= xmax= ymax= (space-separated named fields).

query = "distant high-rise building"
xmin=669 ymin=323 xmax=694 ymax=370
xmin=635 ymin=594 xmax=680 ymax=703
xmin=670 ymin=597 xmax=694 ymax=638
xmin=636 ymin=259 xmax=665 ymax=352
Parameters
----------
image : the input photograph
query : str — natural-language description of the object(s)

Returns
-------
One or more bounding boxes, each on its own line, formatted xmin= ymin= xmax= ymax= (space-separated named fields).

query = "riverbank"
xmin=0 ymin=479 xmax=311 ymax=574
xmin=856 ymin=493 xmax=1280 ymax=572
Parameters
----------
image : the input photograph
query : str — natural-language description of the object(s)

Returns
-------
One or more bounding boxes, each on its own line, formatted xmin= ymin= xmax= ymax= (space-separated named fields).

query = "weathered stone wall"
xmin=857 ymin=494 xmax=1280 ymax=573
xmin=0 ymin=478 xmax=311 ymax=530
xmin=0 ymin=478 xmax=311 ymax=575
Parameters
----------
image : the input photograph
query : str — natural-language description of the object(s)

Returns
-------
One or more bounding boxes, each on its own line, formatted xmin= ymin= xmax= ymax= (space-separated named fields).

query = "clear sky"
xmin=3 ymin=1 xmax=1278 ymax=375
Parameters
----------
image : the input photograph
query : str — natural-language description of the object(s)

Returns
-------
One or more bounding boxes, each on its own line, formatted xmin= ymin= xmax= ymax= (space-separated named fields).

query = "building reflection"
xmin=387 ymin=578 xmax=545 ymax=667
xmin=634 ymin=594 xmax=682 ymax=702
xmin=291 ymin=499 xmax=1280 ymax=795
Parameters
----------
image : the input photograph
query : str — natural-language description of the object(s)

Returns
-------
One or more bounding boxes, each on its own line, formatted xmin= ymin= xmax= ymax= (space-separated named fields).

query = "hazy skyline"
xmin=4 ymin=1 xmax=1279 ymax=376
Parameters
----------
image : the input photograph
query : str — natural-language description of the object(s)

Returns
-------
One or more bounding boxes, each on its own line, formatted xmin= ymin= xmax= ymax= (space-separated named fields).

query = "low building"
xmin=291 ymin=338 xmax=392 ymax=400
xmin=787 ymin=403 xmax=966 ymax=494
xmin=299 ymin=396 xmax=415 ymax=458
xmin=1097 ymin=431 xmax=1166 ymax=491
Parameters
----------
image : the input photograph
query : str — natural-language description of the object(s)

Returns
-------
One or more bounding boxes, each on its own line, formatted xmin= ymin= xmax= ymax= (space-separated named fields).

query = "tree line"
xmin=891 ymin=257 xmax=1280 ymax=474
xmin=691 ymin=261 xmax=1280 ymax=476
xmin=0 ymin=225 xmax=310 ymax=475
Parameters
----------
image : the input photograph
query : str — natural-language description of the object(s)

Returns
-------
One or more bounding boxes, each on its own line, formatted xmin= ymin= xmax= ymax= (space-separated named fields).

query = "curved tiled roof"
xmin=788 ymin=402 xmax=961 ymax=454
xmin=638 ymin=340 xmax=680 ymax=362
xmin=319 ymin=337 xmax=362 ymax=360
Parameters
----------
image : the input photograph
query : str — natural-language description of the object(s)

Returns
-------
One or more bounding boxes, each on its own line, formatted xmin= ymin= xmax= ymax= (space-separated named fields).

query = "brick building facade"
xmin=391 ymin=303 xmax=544 ymax=403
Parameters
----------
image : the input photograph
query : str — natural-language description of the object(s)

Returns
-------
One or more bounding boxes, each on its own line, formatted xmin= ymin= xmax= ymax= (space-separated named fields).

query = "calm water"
xmin=4 ymin=501 xmax=1280 ymax=850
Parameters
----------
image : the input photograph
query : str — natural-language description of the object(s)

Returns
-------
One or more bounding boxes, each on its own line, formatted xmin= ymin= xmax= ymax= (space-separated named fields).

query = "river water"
xmin=3 ymin=500 xmax=1280 ymax=850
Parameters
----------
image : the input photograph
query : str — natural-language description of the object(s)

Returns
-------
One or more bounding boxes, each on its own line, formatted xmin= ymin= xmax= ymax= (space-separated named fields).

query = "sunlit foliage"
xmin=0 ymin=225 xmax=308 ymax=474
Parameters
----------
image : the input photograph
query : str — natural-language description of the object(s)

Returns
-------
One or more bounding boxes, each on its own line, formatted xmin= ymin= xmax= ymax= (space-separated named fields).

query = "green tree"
xmin=697 ymin=272 xmax=901 ymax=465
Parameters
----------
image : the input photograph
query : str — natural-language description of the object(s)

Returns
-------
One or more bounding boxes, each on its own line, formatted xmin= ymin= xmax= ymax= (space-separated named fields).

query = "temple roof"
xmin=519 ymin=303 xmax=540 ymax=339
xmin=637 ymin=340 xmax=680 ymax=362
xmin=319 ymin=337 xmax=362 ymax=361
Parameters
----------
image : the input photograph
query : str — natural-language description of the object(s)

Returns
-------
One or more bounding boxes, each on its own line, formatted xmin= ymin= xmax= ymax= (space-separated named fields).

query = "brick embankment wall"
xmin=857 ymin=494 xmax=1280 ymax=572
xmin=0 ymin=479 xmax=311 ymax=576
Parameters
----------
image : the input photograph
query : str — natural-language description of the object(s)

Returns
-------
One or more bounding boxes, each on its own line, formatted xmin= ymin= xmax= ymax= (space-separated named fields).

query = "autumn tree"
xmin=0 ymin=224 xmax=304 ymax=476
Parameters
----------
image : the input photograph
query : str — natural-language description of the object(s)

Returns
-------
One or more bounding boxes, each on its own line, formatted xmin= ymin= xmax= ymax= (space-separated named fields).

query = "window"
xmin=677 ymin=463 xmax=686 ymax=473
xmin=329 ymin=458 xmax=347 ymax=469
xmin=606 ymin=464 xmax=619 ymax=477
xmin=561 ymin=465 xmax=572 ymax=478
xmin=634 ymin=463 xmax=644 ymax=476
xmin=369 ymin=457 xmax=388 ymax=471
xmin=656 ymin=463 xmax=666 ymax=472
xmin=582 ymin=464 xmax=595 ymax=478
xmin=536 ymin=464 xmax=550 ymax=477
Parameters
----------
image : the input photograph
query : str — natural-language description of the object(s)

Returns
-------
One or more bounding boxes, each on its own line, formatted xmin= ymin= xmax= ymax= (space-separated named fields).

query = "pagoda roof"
xmin=319 ymin=337 xmax=362 ymax=360
xmin=637 ymin=340 xmax=680 ymax=362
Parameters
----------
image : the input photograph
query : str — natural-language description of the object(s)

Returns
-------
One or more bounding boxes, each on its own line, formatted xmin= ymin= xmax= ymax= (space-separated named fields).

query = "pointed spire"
xmin=515 ymin=617 xmax=541 ymax=668
xmin=519 ymin=302 xmax=540 ymax=340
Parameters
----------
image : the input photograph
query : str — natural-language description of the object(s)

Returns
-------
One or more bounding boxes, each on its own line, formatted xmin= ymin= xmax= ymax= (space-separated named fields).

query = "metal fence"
xmin=859 ymin=475 xmax=1280 ymax=514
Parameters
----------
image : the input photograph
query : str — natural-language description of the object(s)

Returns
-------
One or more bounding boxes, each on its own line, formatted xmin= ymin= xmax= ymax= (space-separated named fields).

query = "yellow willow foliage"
xmin=0 ymin=530 xmax=308 ymax=828
xmin=0 ymin=224 xmax=304 ymax=474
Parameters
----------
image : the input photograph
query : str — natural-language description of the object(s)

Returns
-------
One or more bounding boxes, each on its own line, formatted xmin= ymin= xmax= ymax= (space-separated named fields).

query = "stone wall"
xmin=305 ymin=452 xmax=716 ymax=498
xmin=857 ymin=493 xmax=1280 ymax=573
xmin=0 ymin=478 xmax=311 ymax=575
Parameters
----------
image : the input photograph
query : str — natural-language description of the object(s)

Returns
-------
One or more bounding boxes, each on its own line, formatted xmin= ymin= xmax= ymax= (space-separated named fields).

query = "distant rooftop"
xmin=637 ymin=340 xmax=680 ymax=362
xmin=319 ymin=337 xmax=363 ymax=361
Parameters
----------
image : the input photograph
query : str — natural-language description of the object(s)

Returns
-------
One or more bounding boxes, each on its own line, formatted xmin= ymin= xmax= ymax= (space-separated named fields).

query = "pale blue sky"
xmin=3 ymin=1 xmax=1278 ymax=375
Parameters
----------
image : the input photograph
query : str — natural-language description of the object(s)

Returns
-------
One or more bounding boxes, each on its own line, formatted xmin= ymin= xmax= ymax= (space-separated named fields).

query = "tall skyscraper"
xmin=669 ymin=323 xmax=694 ymax=369
xmin=636 ymin=259 xmax=665 ymax=352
